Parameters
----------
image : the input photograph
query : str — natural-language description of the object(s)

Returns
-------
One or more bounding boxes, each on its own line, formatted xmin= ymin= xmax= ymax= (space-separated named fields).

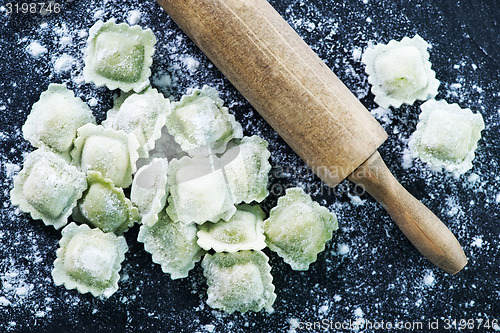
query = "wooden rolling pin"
xmin=156 ymin=0 xmax=467 ymax=274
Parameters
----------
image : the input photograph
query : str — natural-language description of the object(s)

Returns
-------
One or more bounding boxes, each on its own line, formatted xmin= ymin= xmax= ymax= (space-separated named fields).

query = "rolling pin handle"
xmin=348 ymin=151 xmax=467 ymax=274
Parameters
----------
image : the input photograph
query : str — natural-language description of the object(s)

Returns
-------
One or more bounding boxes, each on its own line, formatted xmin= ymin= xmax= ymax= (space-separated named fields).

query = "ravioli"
xmin=52 ymin=222 xmax=128 ymax=298
xmin=138 ymin=210 xmax=203 ymax=279
xmin=83 ymin=19 xmax=156 ymax=92
xmin=166 ymin=85 xmax=243 ymax=156
xmin=221 ymin=136 xmax=271 ymax=204
xmin=102 ymin=87 xmax=171 ymax=158
xmin=10 ymin=149 xmax=87 ymax=230
xmin=74 ymin=171 xmax=138 ymax=234
xmin=197 ymin=204 xmax=266 ymax=252
xmin=201 ymin=250 xmax=276 ymax=314
xmin=362 ymin=35 xmax=440 ymax=108
xmin=71 ymin=123 xmax=140 ymax=188
xmin=408 ymin=99 xmax=484 ymax=174
xmin=131 ymin=158 xmax=169 ymax=226
xmin=263 ymin=187 xmax=338 ymax=270
xmin=22 ymin=84 xmax=95 ymax=158
xmin=166 ymin=155 xmax=236 ymax=224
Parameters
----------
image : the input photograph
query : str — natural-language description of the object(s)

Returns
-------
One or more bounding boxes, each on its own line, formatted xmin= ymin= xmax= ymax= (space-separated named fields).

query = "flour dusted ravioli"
xmin=10 ymin=149 xmax=87 ymax=229
xmin=362 ymin=35 xmax=440 ymax=108
xmin=166 ymin=156 xmax=236 ymax=224
xmin=71 ymin=123 xmax=140 ymax=188
xmin=83 ymin=19 xmax=156 ymax=92
xmin=131 ymin=158 xmax=168 ymax=226
xmin=138 ymin=210 xmax=203 ymax=279
xmin=102 ymin=87 xmax=171 ymax=158
xmin=201 ymin=250 xmax=276 ymax=314
xmin=166 ymin=86 xmax=243 ymax=156
xmin=221 ymin=136 xmax=271 ymax=204
xmin=408 ymin=99 xmax=484 ymax=174
xmin=52 ymin=222 xmax=128 ymax=298
xmin=74 ymin=171 xmax=138 ymax=234
xmin=197 ymin=204 xmax=266 ymax=252
xmin=263 ymin=187 xmax=338 ymax=271
xmin=22 ymin=84 xmax=95 ymax=157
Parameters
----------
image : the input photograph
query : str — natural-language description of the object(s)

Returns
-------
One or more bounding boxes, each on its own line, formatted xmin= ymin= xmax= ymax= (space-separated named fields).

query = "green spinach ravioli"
xmin=83 ymin=19 xmax=156 ymax=92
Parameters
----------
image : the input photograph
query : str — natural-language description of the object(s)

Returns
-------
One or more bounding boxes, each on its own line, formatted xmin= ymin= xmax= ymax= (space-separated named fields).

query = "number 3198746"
xmin=5 ymin=2 xmax=61 ymax=14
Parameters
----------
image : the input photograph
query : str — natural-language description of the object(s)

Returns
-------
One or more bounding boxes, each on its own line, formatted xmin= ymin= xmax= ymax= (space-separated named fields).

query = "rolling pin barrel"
xmin=156 ymin=0 xmax=467 ymax=274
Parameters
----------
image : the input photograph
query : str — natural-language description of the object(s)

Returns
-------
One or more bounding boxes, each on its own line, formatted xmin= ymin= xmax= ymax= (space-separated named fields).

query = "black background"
xmin=0 ymin=0 xmax=499 ymax=332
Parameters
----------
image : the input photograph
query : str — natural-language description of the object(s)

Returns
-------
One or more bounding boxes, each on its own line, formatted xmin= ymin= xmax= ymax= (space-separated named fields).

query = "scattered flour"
xmin=0 ymin=296 xmax=12 ymax=307
xmin=337 ymin=243 xmax=350 ymax=255
xmin=467 ymin=173 xmax=480 ymax=183
xmin=152 ymin=71 xmax=174 ymax=96
xmin=471 ymin=236 xmax=483 ymax=248
xmin=347 ymin=193 xmax=366 ymax=206
xmin=127 ymin=10 xmax=142 ymax=25
xmin=203 ymin=324 xmax=215 ymax=332
xmin=26 ymin=41 xmax=47 ymax=58
xmin=53 ymin=54 xmax=74 ymax=74
xmin=423 ymin=271 xmax=435 ymax=287
xmin=93 ymin=10 xmax=105 ymax=20
xmin=88 ymin=97 xmax=98 ymax=107
xmin=59 ymin=35 xmax=73 ymax=47
xmin=354 ymin=307 xmax=364 ymax=317
xmin=352 ymin=47 xmax=363 ymax=61
xmin=370 ymin=106 xmax=392 ymax=125
xmin=182 ymin=56 xmax=200 ymax=73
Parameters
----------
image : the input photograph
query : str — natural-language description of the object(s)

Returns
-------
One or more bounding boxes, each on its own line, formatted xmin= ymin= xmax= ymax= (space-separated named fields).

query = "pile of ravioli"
xmin=362 ymin=35 xmax=484 ymax=175
xmin=10 ymin=20 xmax=339 ymax=313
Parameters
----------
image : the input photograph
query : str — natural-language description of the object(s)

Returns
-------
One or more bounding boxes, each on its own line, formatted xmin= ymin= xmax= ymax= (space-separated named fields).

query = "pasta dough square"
xmin=10 ymin=149 xmax=87 ymax=229
xmin=166 ymin=156 xmax=236 ymax=224
xmin=137 ymin=210 xmax=203 ymax=279
xmin=83 ymin=19 xmax=156 ymax=92
xmin=52 ymin=222 xmax=128 ymax=298
xmin=362 ymin=35 xmax=440 ymax=108
xmin=263 ymin=187 xmax=338 ymax=271
xmin=197 ymin=204 xmax=266 ymax=252
xmin=131 ymin=158 xmax=169 ymax=226
xmin=71 ymin=123 xmax=140 ymax=188
xmin=201 ymin=250 xmax=276 ymax=314
xmin=165 ymin=86 xmax=243 ymax=156
xmin=73 ymin=171 xmax=138 ymax=234
xmin=102 ymin=87 xmax=171 ymax=159
xmin=221 ymin=136 xmax=271 ymax=204
xmin=408 ymin=99 xmax=484 ymax=174
xmin=22 ymin=84 xmax=95 ymax=158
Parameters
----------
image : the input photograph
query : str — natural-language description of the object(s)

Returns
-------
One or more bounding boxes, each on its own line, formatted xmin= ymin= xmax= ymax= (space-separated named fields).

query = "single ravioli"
xmin=408 ymin=99 xmax=484 ymax=174
xmin=83 ymin=19 xmax=156 ymax=92
xmin=131 ymin=158 xmax=169 ymax=226
xmin=166 ymin=155 xmax=236 ymax=224
xmin=10 ymin=149 xmax=87 ymax=230
xmin=263 ymin=187 xmax=338 ymax=271
xmin=197 ymin=204 xmax=266 ymax=252
xmin=73 ymin=171 xmax=138 ymax=234
xmin=362 ymin=35 xmax=440 ymax=108
xmin=201 ymin=250 xmax=276 ymax=314
xmin=137 ymin=210 xmax=203 ymax=279
xmin=221 ymin=136 xmax=271 ymax=204
xmin=166 ymin=85 xmax=243 ymax=156
xmin=52 ymin=222 xmax=128 ymax=298
xmin=71 ymin=123 xmax=140 ymax=188
xmin=102 ymin=87 xmax=171 ymax=159
xmin=22 ymin=84 xmax=95 ymax=158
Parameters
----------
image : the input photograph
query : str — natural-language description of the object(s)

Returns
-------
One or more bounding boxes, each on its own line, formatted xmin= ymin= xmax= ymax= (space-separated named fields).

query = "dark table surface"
xmin=1 ymin=1 xmax=499 ymax=332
